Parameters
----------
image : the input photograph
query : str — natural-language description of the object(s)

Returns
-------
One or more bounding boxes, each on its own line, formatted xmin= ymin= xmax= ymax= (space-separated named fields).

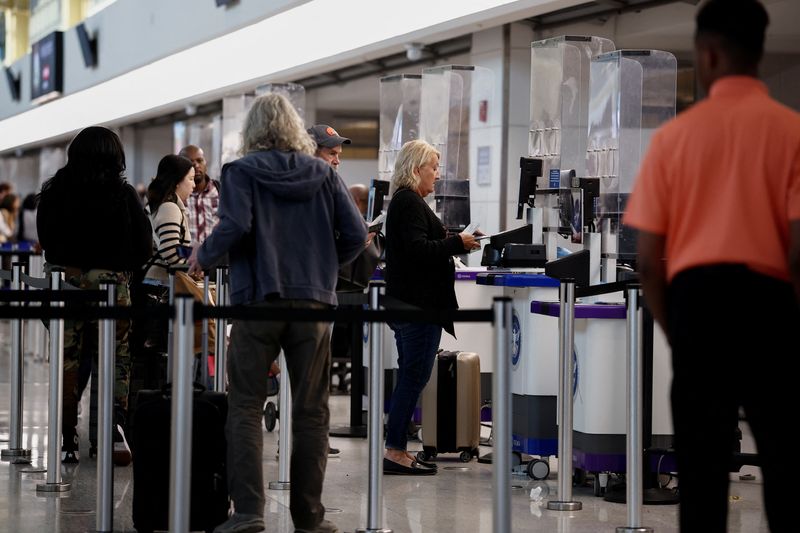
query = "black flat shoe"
xmin=414 ymin=458 xmax=438 ymax=469
xmin=383 ymin=457 xmax=436 ymax=476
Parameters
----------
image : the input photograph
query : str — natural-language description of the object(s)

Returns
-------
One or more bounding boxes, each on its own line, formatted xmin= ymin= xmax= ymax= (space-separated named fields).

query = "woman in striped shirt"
xmin=144 ymin=154 xmax=196 ymax=284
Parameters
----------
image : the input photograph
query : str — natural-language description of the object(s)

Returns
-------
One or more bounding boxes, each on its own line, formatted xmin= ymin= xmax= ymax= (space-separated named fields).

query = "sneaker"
xmin=328 ymin=446 xmax=340 ymax=458
xmin=61 ymin=434 xmax=80 ymax=464
xmin=113 ymin=424 xmax=132 ymax=467
xmin=213 ymin=512 xmax=265 ymax=533
xmin=295 ymin=519 xmax=340 ymax=533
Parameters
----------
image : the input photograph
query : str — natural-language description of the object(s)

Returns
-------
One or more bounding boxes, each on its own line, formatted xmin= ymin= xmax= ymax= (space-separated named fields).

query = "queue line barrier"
xmin=2 ymin=269 xmax=527 ymax=533
xmin=544 ymin=276 xmax=653 ymax=533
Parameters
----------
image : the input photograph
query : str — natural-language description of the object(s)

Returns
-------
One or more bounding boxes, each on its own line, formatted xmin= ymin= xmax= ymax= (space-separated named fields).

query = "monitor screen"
xmin=367 ymin=179 xmax=390 ymax=223
xmin=31 ymin=31 xmax=63 ymax=103
xmin=489 ymin=224 xmax=532 ymax=250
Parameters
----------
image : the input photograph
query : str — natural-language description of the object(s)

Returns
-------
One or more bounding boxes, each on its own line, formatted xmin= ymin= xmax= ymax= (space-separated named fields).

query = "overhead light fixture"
xmin=404 ymin=43 xmax=425 ymax=61
xmin=184 ymin=103 xmax=198 ymax=116
xmin=4 ymin=68 xmax=21 ymax=102
xmin=76 ymin=23 xmax=99 ymax=68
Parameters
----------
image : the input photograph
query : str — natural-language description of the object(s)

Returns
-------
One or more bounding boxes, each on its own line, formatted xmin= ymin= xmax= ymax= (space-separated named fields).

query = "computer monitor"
xmin=481 ymin=224 xmax=533 ymax=267
xmin=367 ymin=179 xmax=390 ymax=223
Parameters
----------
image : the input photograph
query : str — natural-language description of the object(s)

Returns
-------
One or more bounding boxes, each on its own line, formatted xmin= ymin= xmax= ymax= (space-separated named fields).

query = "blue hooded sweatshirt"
xmin=197 ymin=150 xmax=367 ymax=306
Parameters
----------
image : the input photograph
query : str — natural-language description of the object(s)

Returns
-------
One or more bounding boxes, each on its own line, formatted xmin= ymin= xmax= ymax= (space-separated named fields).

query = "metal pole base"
xmin=604 ymin=486 xmax=680 ymax=505
xmin=268 ymin=481 xmax=290 ymax=490
xmin=1 ymin=448 xmax=32 ymax=460
xmin=329 ymin=425 xmax=367 ymax=438
xmin=616 ymin=528 xmax=653 ymax=533
xmin=36 ymin=482 xmax=71 ymax=493
xmin=354 ymin=528 xmax=393 ymax=533
xmin=547 ymin=501 xmax=582 ymax=511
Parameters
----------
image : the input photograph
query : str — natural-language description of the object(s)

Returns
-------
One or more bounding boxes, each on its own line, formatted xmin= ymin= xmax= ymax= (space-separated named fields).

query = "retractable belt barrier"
xmin=1 ymin=272 xmax=512 ymax=533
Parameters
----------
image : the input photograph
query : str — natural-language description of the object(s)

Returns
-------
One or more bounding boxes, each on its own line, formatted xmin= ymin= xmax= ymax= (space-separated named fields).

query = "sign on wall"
xmin=31 ymin=31 xmax=63 ymax=104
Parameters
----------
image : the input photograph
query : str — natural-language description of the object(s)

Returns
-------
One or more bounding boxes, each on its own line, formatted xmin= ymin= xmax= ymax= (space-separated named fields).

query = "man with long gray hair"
xmin=189 ymin=93 xmax=366 ymax=533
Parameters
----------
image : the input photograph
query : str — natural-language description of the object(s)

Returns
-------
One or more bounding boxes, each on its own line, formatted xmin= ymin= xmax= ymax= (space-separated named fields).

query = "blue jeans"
xmin=385 ymin=322 xmax=442 ymax=451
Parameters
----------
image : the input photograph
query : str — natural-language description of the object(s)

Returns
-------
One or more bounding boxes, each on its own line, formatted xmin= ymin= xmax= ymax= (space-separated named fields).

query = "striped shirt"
xmin=145 ymin=199 xmax=192 ymax=283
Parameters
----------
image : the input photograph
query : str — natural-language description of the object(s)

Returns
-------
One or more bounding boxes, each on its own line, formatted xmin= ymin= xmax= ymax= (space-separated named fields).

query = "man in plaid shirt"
xmin=179 ymin=144 xmax=219 ymax=244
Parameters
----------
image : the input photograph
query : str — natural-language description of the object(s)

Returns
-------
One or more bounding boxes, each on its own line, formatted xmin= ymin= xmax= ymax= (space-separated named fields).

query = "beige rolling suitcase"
xmin=417 ymin=350 xmax=481 ymax=463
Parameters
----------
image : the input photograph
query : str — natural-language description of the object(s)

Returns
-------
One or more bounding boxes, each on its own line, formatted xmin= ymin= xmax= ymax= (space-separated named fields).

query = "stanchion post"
xmin=169 ymin=295 xmax=195 ymax=532
xmin=268 ymin=351 xmax=292 ymax=490
xmin=492 ymin=297 xmax=512 ymax=533
xmin=547 ymin=279 xmax=581 ymax=511
xmin=167 ymin=270 xmax=176 ymax=382
xmin=37 ymin=269 xmax=71 ymax=493
xmin=2 ymin=262 xmax=32 ymax=461
xmin=213 ymin=267 xmax=227 ymax=392
xmin=95 ymin=283 xmax=116 ymax=533
xmin=201 ymin=273 xmax=210 ymax=386
xmin=356 ymin=280 xmax=392 ymax=533
xmin=617 ymin=284 xmax=653 ymax=533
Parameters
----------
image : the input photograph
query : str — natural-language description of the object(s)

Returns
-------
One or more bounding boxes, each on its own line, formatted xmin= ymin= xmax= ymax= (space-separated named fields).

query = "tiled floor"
xmin=0 ymin=322 xmax=770 ymax=533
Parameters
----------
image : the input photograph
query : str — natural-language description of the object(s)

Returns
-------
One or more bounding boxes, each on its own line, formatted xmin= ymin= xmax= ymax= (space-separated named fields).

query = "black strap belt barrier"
xmin=574 ymin=279 xmax=638 ymax=299
xmin=0 ymin=299 xmax=494 ymax=323
xmin=20 ymin=272 xmax=51 ymax=289
xmin=0 ymin=289 xmax=107 ymax=303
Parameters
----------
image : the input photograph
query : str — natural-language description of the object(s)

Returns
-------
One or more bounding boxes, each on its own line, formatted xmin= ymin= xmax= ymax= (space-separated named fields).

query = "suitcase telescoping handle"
xmin=160 ymin=381 xmax=208 ymax=398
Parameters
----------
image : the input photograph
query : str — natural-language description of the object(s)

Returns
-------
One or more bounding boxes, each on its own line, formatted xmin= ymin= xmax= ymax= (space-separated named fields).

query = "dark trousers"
xmin=667 ymin=265 xmax=798 ymax=533
xmin=225 ymin=299 xmax=331 ymax=531
xmin=385 ymin=322 xmax=442 ymax=451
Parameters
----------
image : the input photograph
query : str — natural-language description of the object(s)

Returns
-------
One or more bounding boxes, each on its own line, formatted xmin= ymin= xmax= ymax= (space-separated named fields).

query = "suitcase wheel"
xmin=263 ymin=402 xmax=277 ymax=432
xmin=459 ymin=450 xmax=472 ymax=463
xmin=527 ymin=458 xmax=550 ymax=480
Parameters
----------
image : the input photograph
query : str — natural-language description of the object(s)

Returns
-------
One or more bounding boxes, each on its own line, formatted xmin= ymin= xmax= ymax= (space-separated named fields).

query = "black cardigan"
xmin=384 ymin=188 xmax=466 ymax=335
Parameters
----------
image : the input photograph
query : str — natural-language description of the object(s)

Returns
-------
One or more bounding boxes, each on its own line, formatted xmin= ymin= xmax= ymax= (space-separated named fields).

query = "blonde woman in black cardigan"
xmin=382 ymin=139 xmax=480 ymax=475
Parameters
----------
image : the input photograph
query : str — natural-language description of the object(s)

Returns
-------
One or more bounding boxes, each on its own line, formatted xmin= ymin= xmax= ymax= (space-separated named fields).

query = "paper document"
xmin=464 ymin=221 xmax=479 ymax=235
xmin=368 ymin=212 xmax=385 ymax=233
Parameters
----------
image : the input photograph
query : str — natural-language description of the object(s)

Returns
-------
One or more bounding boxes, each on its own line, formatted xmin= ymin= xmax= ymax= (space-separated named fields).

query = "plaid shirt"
xmin=185 ymin=177 xmax=220 ymax=244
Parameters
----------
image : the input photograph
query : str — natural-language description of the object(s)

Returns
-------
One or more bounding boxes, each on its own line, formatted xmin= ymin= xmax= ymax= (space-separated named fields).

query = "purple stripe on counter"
xmin=530 ymin=301 xmax=627 ymax=319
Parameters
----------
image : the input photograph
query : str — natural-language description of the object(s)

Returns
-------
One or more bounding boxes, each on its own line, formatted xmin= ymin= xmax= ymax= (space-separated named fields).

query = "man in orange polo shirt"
xmin=624 ymin=1 xmax=800 ymax=531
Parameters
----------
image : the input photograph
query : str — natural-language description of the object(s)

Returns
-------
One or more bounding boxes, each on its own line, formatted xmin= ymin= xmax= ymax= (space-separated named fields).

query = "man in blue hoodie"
xmin=189 ymin=94 xmax=366 ymax=533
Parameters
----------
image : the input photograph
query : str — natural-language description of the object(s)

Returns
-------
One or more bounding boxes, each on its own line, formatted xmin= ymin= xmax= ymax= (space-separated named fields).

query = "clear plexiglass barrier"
xmin=529 ymin=36 xmax=615 ymax=191
xmin=585 ymin=50 xmax=677 ymax=260
xmin=420 ymin=65 xmax=493 ymax=232
xmin=378 ymin=74 xmax=422 ymax=184
xmin=256 ymin=82 xmax=307 ymax=122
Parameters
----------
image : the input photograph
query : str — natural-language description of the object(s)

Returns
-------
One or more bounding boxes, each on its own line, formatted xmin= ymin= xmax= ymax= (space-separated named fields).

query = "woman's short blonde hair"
xmin=240 ymin=93 xmax=316 ymax=156
xmin=390 ymin=140 xmax=440 ymax=195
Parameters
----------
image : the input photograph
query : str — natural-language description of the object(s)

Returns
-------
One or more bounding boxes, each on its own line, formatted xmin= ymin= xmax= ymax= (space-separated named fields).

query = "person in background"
xmin=16 ymin=193 xmax=39 ymax=247
xmin=382 ymin=139 xmax=480 ymax=476
xmin=308 ymin=124 xmax=357 ymax=456
xmin=188 ymin=93 xmax=366 ymax=533
xmin=36 ymin=126 xmax=152 ymax=465
xmin=307 ymin=124 xmax=350 ymax=170
xmin=348 ymin=183 xmax=369 ymax=216
xmin=0 ymin=193 xmax=19 ymax=244
xmin=179 ymin=144 xmax=219 ymax=246
xmin=0 ymin=182 xmax=12 ymax=204
xmin=624 ymin=1 xmax=799 ymax=531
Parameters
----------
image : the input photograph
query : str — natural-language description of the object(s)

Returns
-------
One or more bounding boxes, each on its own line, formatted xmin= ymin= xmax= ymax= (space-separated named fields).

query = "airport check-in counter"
xmin=476 ymin=271 xmax=560 ymax=457
xmin=531 ymin=300 xmax=673 ymax=475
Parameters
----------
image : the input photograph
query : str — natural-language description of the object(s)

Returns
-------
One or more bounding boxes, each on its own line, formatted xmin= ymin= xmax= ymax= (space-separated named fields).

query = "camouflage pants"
xmin=45 ymin=264 xmax=132 ymax=442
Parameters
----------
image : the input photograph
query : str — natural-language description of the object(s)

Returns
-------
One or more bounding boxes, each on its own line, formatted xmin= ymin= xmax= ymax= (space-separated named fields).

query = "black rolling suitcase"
xmin=131 ymin=384 xmax=229 ymax=533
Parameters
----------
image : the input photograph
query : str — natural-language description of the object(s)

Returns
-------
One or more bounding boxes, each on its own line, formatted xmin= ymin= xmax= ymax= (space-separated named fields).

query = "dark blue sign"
xmin=31 ymin=31 xmax=63 ymax=102
xmin=549 ymin=168 xmax=560 ymax=188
